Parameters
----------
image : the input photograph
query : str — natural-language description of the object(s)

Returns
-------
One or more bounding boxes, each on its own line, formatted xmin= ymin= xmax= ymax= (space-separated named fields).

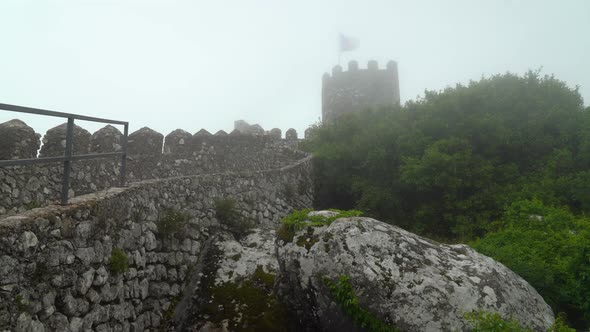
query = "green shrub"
xmin=464 ymin=311 xmax=576 ymax=332
xmin=464 ymin=311 xmax=532 ymax=332
xmin=157 ymin=208 xmax=188 ymax=238
xmin=215 ymin=198 xmax=238 ymax=223
xmin=160 ymin=294 xmax=182 ymax=330
xmin=549 ymin=315 xmax=576 ymax=332
xmin=472 ymin=199 xmax=590 ymax=329
xmin=109 ymin=248 xmax=129 ymax=274
xmin=324 ymin=275 xmax=398 ymax=332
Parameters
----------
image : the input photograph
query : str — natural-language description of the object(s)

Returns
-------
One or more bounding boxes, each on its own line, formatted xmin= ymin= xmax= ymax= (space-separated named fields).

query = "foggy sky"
xmin=1 ymin=0 xmax=589 ymax=138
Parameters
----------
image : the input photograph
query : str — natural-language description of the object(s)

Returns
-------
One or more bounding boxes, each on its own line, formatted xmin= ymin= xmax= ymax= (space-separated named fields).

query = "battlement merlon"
xmin=322 ymin=60 xmax=399 ymax=81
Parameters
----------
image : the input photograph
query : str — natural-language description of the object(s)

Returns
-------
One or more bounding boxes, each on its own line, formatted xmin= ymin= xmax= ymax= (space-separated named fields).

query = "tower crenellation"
xmin=322 ymin=60 xmax=400 ymax=124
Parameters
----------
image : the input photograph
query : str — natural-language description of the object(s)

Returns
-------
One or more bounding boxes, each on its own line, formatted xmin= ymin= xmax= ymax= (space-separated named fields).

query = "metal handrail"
xmin=0 ymin=103 xmax=129 ymax=205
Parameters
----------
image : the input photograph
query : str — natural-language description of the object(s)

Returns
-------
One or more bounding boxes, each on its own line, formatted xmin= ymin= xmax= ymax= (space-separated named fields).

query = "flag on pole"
xmin=339 ymin=33 xmax=359 ymax=52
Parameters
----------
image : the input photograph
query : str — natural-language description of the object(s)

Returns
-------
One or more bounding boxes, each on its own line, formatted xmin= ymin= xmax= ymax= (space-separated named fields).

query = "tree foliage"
xmin=302 ymin=71 xmax=587 ymax=239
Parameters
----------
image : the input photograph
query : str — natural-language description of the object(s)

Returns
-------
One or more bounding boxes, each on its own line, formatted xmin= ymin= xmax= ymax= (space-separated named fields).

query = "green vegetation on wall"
xmin=109 ymin=248 xmax=129 ymax=274
xmin=156 ymin=208 xmax=188 ymax=238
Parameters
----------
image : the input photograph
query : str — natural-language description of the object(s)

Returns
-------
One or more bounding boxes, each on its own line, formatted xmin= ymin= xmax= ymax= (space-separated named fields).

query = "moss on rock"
xmin=277 ymin=209 xmax=363 ymax=244
xmin=201 ymin=266 xmax=291 ymax=331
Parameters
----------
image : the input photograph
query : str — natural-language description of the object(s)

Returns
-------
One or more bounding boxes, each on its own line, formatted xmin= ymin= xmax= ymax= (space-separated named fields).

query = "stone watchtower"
xmin=322 ymin=60 xmax=400 ymax=124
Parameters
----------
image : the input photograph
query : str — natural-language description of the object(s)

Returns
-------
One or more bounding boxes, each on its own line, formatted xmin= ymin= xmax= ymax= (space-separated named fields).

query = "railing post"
xmin=120 ymin=123 xmax=128 ymax=187
xmin=61 ymin=117 xmax=74 ymax=205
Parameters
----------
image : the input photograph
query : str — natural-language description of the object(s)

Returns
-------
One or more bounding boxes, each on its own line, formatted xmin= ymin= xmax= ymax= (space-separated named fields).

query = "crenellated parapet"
xmin=322 ymin=60 xmax=400 ymax=124
xmin=0 ymin=115 xmax=315 ymax=330
xmin=0 ymin=119 xmax=310 ymax=215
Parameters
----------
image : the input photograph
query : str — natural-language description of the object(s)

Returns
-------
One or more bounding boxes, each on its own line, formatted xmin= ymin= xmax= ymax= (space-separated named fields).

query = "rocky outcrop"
xmin=275 ymin=212 xmax=555 ymax=332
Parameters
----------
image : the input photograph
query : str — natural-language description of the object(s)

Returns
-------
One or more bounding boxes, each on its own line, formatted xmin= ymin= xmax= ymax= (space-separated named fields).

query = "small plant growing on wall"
xmin=215 ymin=198 xmax=238 ymax=223
xmin=215 ymin=197 xmax=254 ymax=240
xmin=109 ymin=248 xmax=129 ymax=274
xmin=24 ymin=200 xmax=41 ymax=210
xmin=157 ymin=208 xmax=188 ymax=238
xmin=15 ymin=295 xmax=28 ymax=313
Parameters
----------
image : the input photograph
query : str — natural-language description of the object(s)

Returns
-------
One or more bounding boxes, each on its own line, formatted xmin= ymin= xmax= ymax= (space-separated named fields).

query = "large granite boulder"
xmin=275 ymin=212 xmax=554 ymax=332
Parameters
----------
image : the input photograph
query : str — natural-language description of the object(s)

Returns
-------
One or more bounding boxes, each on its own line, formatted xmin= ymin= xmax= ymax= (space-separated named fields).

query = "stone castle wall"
xmin=322 ymin=60 xmax=400 ymax=124
xmin=0 ymin=146 xmax=312 ymax=331
xmin=0 ymin=119 xmax=303 ymax=216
